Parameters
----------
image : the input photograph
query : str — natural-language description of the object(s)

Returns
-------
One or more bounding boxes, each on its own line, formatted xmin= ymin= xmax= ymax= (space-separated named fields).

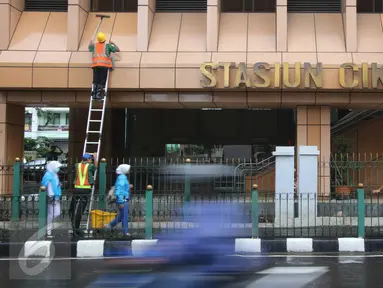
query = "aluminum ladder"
xmin=83 ymin=70 xmax=110 ymax=231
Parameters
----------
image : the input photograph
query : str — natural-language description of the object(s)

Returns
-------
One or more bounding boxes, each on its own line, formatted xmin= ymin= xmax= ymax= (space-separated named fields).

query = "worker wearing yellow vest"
xmin=88 ymin=32 xmax=120 ymax=100
xmin=69 ymin=153 xmax=97 ymax=236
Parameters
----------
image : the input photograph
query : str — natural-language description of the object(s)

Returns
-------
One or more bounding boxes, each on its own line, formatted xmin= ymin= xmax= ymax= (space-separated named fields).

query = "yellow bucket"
xmin=90 ymin=210 xmax=117 ymax=229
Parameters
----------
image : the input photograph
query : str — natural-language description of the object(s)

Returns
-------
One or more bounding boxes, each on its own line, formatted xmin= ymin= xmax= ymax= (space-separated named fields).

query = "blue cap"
xmin=82 ymin=153 xmax=92 ymax=159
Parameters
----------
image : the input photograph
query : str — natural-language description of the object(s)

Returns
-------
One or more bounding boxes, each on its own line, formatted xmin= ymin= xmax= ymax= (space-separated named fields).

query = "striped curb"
xmin=1 ymin=238 xmax=382 ymax=258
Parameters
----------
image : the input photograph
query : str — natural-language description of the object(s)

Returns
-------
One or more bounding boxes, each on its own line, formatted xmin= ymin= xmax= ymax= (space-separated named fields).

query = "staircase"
xmin=331 ymin=110 xmax=383 ymax=135
xmin=211 ymin=156 xmax=275 ymax=192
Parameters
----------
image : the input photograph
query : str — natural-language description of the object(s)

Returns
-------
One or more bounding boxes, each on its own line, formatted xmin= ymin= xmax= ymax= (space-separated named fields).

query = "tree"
xmin=24 ymin=137 xmax=53 ymax=158
xmin=35 ymin=108 xmax=55 ymax=127
xmin=24 ymin=138 xmax=38 ymax=151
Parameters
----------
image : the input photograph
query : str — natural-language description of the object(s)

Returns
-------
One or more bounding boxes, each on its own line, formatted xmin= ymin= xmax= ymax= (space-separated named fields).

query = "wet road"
xmin=0 ymin=255 xmax=382 ymax=287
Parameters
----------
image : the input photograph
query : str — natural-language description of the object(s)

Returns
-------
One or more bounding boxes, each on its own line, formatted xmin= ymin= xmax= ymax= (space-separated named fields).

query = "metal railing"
xmin=0 ymin=184 xmax=378 ymax=240
xmin=0 ymin=155 xmax=382 ymax=240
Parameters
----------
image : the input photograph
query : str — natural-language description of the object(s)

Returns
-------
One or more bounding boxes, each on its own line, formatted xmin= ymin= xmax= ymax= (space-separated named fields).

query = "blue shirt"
xmin=114 ymin=174 xmax=130 ymax=204
xmin=41 ymin=171 xmax=62 ymax=200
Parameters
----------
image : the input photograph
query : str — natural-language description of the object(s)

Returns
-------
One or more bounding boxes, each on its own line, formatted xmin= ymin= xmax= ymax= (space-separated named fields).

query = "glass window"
xmin=52 ymin=113 xmax=61 ymax=125
xmin=91 ymin=0 xmax=137 ymax=12
xmin=25 ymin=113 xmax=32 ymax=125
xmin=25 ymin=0 xmax=68 ymax=12
xmin=25 ymin=113 xmax=32 ymax=132
xmin=156 ymin=0 xmax=207 ymax=12
xmin=288 ymin=0 xmax=341 ymax=13
xmin=221 ymin=0 xmax=276 ymax=12
xmin=357 ymin=0 xmax=383 ymax=13
xmin=65 ymin=113 xmax=70 ymax=125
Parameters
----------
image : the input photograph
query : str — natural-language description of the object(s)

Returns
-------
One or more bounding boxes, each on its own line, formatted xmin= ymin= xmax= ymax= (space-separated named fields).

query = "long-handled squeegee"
xmin=92 ymin=14 xmax=111 ymax=41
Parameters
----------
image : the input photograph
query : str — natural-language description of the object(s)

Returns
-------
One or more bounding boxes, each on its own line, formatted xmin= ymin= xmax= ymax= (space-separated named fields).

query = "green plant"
xmin=24 ymin=137 xmax=53 ymax=158
xmin=332 ymin=136 xmax=356 ymax=187
xmin=24 ymin=138 xmax=38 ymax=151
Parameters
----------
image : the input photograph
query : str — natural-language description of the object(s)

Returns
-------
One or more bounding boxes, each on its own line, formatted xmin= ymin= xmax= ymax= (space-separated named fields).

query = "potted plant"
xmin=332 ymin=136 xmax=356 ymax=199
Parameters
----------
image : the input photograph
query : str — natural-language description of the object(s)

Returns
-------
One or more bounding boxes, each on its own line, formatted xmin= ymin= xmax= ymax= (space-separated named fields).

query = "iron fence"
xmin=0 ymin=187 xmax=382 ymax=240
xmin=0 ymin=155 xmax=382 ymax=240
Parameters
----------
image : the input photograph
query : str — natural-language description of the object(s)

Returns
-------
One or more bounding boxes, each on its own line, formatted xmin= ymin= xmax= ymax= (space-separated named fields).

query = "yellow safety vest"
xmin=75 ymin=163 xmax=91 ymax=189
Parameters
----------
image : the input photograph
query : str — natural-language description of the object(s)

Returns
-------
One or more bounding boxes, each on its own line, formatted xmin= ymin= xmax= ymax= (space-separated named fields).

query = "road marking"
xmin=257 ymin=266 xmax=328 ymax=274
xmin=247 ymin=266 xmax=329 ymax=288
xmin=230 ymin=254 xmax=383 ymax=258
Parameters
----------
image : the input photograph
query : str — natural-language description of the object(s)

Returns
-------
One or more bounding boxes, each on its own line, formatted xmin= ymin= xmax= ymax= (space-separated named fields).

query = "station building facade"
xmin=1 ymin=0 xmax=383 ymax=194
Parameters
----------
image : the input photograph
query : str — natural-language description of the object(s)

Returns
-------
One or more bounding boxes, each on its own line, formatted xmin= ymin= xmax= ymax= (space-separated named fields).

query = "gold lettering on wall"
xmin=274 ymin=63 xmax=281 ymax=88
xmin=283 ymin=62 xmax=301 ymax=88
xmin=200 ymin=62 xmax=217 ymax=88
xmin=235 ymin=62 xmax=252 ymax=88
xmin=304 ymin=62 xmax=322 ymax=88
xmin=339 ymin=63 xmax=358 ymax=88
xmin=253 ymin=62 xmax=271 ymax=88
xmin=372 ymin=63 xmax=383 ymax=89
xmin=199 ymin=62 xmax=383 ymax=89
xmin=218 ymin=62 xmax=234 ymax=88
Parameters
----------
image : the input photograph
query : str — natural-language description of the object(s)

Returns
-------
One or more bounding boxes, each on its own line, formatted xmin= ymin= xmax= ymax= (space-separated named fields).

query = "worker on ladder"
xmin=70 ymin=153 xmax=97 ymax=236
xmin=89 ymin=32 xmax=120 ymax=100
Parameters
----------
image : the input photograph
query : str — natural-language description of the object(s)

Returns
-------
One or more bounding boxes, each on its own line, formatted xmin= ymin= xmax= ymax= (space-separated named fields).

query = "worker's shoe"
xmin=93 ymin=85 xmax=103 ymax=101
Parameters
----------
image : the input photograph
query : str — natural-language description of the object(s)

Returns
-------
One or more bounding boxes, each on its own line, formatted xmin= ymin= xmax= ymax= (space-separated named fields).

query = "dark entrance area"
xmin=126 ymin=109 xmax=296 ymax=159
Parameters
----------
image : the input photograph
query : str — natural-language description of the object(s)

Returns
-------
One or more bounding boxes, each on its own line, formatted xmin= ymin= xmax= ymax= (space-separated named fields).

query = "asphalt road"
xmin=0 ymin=255 xmax=382 ymax=287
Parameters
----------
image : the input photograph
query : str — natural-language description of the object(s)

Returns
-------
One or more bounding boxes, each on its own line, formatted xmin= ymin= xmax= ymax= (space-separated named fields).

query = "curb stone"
xmin=1 ymin=238 xmax=383 ymax=258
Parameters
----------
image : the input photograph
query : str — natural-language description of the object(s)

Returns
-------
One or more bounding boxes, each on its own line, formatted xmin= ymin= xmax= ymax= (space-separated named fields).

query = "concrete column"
xmin=0 ymin=0 xmax=24 ymax=49
xmin=298 ymin=146 xmax=320 ymax=226
xmin=67 ymin=0 xmax=90 ymax=51
xmin=0 ymin=94 xmax=24 ymax=194
xmin=273 ymin=146 xmax=295 ymax=226
xmin=137 ymin=0 xmax=156 ymax=51
xmin=207 ymin=0 xmax=220 ymax=51
xmin=296 ymin=106 xmax=331 ymax=196
xmin=342 ymin=0 xmax=357 ymax=52
xmin=276 ymin=0 xmax=287 ymax=52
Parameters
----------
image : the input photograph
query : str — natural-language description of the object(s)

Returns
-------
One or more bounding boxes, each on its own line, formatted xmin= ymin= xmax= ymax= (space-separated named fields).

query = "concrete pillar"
xmin=0 ymin=0 xmax=24 ymax=49
xmin=296 ymin=106 xmax=331 ymax=196
xmin=276 ymin=0 xmax=287 ymax=52
xmin=207 ymin=0 xmax=220 ymax=51
xmin=298 ymin=146 xmax=320 ymax=226
xmin=273 ymin=146 xmax=295 ymax=226
xmin=0 ymin=94 xmax=24 ymax=194
xmin=342 ymin=0 xmax=357 ymax=52
xmin=137 ymin=0 xmax=156 ymax=51
xmin=67 ymin=0 xmax=90 ymax=51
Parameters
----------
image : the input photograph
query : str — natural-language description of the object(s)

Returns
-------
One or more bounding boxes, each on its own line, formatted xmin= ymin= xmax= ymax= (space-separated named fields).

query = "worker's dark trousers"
xmin=92 ymin=67 xmax=109 ymax=87
xmin=69 ymin=189 xmax=91 ymax=232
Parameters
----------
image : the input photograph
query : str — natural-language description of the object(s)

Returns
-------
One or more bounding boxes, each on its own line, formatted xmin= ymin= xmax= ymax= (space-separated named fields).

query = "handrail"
xmin=233 ymin=155 xmax=276 ymax=191
xmin=332 ymin=110 xmax=380 ymax=135
xmin=233 ymin=155 xmax=275 ymax=175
